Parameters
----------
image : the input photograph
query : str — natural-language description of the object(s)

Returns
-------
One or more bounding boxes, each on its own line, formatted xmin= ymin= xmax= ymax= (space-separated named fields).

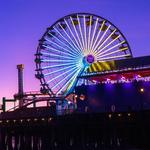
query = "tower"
xmin=17 ymin=64 xmax=24 ymax=107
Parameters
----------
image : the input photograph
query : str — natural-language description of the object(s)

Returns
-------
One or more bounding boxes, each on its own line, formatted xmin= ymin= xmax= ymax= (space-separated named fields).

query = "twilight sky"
xmin=0 ymin=0 xmax=150 ymax=101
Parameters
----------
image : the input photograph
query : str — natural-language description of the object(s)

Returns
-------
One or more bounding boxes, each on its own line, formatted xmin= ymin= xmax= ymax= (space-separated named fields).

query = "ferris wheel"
xmin=35 ymin=13 xmax=132 ymax=97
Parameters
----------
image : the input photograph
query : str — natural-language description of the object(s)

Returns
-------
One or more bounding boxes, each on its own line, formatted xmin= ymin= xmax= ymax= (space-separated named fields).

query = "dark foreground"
xmin=0 ymin=108 xmax=150 ymax=150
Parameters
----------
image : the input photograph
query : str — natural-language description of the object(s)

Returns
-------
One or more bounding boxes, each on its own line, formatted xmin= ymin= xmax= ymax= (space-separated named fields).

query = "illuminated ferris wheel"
xmin=35 ymin=13 xmax=132 ymax=97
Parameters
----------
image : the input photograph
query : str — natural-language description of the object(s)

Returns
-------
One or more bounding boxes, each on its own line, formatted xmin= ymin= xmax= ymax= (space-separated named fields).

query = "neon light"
xmin=47 ymin=65 xmax=77 ymax=83
xmin=47 ymin=32 xmax=80 ymax=57
xmin=56 ymin=68 xmax=81 ymax=95
xmin=41 ymin=52 xmax=76 ymax=60
xmin=42 ymin=62 xmax=76 ymax=69
xmin=94 ymin=29 xmax=116 ymax=52
xmin=43 ymin=43 xmax=78 ymax=59
xmin=93 ymin=24 xmax=111 ymax=53
xmin=96 ymin=40 xmax=125 ymax=56
xmin=89 ymin=18 xmax=99 ymax=54
xmin=65 ymin=70 xmax=81 ymax=93
xmin=68 ymin=17 xmax=84 ymax=51
xmin=83 ymin=15 xmax=88 ymax=54
xmin=77 ymin=15 xmax=86 ymax=53
xmin=97 ymin=54 xmax=131 ymax=61
xmin=44 ymin=64 xmax=77 ymax=76
xmin=58 ymin=23 xmax=82 ymax=56
xmin=96 ymin=35 xmax=121 ymax=54
xmin=98 ymin=47 xmax=128 ymax=58
xmin=44 ymin=39 xmax=80 ymax=58
xmin=91 ymin=20 xmax=105 ymax=51
xmin=51 ymin=67 xmax=79 ymax=90
xmin=64 ymin=19 xmax=83 ymax=53
xmin=88 ymin=16 xmax=92 ymax=53
xmin=53 ymin=27 xmax=81 ymax=56
xmin=42 ymin=59 xmax=77 ymax=63
xmin=64 ymin=19 xmax=83 ymax=54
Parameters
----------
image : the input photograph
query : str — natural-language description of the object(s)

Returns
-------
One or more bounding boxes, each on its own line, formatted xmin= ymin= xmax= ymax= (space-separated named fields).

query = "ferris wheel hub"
xmin=83 ymin=54 xmax=95 ymax=66
xmin=86 ymin=54 xmax=95 ymax=64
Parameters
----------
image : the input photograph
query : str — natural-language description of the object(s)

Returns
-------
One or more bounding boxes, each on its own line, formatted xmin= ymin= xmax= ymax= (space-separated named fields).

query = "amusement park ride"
xmin=1 ymin=13 xmax=150 ymax=114
xmin=0 ymin=13 xmax=150 ymax=150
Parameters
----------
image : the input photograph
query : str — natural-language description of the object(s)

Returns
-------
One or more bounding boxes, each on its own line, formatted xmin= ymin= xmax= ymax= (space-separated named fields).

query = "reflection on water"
xmin=0 ymin=133 xmax=143 ymax=150
xmin=0 ymin=112 xmax=149 ymax=150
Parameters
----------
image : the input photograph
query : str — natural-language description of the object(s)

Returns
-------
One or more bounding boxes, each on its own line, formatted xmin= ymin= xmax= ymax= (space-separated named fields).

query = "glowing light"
xmin=75 ymin=95 xmax=78 ymax=98
xmin=118 ymin=113 xmax=122 ymax=117
xmin=56 ymin=68 xmax=81 ymax=95
xmin=53 ymin=27 xmax=82 ymax=56
xmin=89 ymin=18 xmax=99 ymax=54
xmin=42 ymin=59 xmax=76 ymax=63
xmin=48 ymin=118 xmax=52 ymax=122
xmin=135 ymin=74 xmax=141 ymax=80
xmin=83 ymin=15 xmax=88 ymax=53
xmin=97 ymin=47 xmax=128 ymax=58
xmin=58 ymin=23 xmax=82 ymax=56
xmin=96 ymin=40 xmax=125 ymax=56
xmin=140 ymin=88 xmax=144 ymax=93
xmin=127 ymin=113 xmax=131 ymax=116
xmin=93 ymin=24 xmax=111 ymax=53
xmin=41 ymin=52 xmax=75 ymax=60
xmin=97 ymin=54 xmax=131 ymax=61
xmin=76 ymin=15 xmax=86 ymax=52
xmin=42 ymin=62 xmax=76 ymax=69
xmin=41 ymin=118 xmax=45 ymax=121
xmin=106 ymin=78 xmax=111 ymax=83
xmin=36 ymin=13 xmax=132 ymax=97
xmin=108 ymin=114 xmax=112 ymax=118
xmin=47 ymin=65 xmax=78 ymax=83
xmin=121 ymin=76 xmax=126 ymax=81
xmin=69 ymin=17 xmax=84 ymax=50
xmin=87 ymin=16 xmax=92 ymax=53
xmin=47 ymin=32 xmax=79 ymax=57
xmin=64 ymin=19 xmax=83 ymax=53
xmin=68 ymin=101 xmax=71 ymax=104
xmin=51 ymin=67 xmax=78 ymax=90
xmin=94 ymin=29 xmax=117 ymax=52
xmin=43 ymin=44 xmax=78 ymax=58
xmin=44 ymin=65 xmax=77 ymax=76
xmin=80 ymin=94 xmax=85 ymax=100
xmin=91 ymin=20 xmax=105 ymax=51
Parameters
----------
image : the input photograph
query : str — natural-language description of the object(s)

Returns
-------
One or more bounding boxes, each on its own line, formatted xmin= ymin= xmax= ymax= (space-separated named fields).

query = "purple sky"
xmin=0 ymin=0 xmax=150 ymax=101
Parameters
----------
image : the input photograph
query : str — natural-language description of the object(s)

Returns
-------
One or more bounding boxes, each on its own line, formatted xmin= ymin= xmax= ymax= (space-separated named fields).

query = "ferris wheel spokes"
xmin=93 ymin=24 xmax=111 ymax=54
xmin=89 ymin=18 xmax=99 ymax=54
xmin=47 ymin=31 xmax=82 ymax=57
xmin=91 ymin=20 xmax=105 ymax=51
xmin=96 ymin=34 xmax=121 ymax=55
xmin=35 ymin=13 xmax=132 ymax=96
xmin=53 ymin=27 xmax=82 ymax=56
xmin=94 ymin=28 xmax=117 ymax=53
xmin=64 ymin=18 xmax=84 ymax=52
xmin=58 ymin=23 xmax=83 ymax=56
xmin=96 ymin=40 xmax=126 ymax=56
